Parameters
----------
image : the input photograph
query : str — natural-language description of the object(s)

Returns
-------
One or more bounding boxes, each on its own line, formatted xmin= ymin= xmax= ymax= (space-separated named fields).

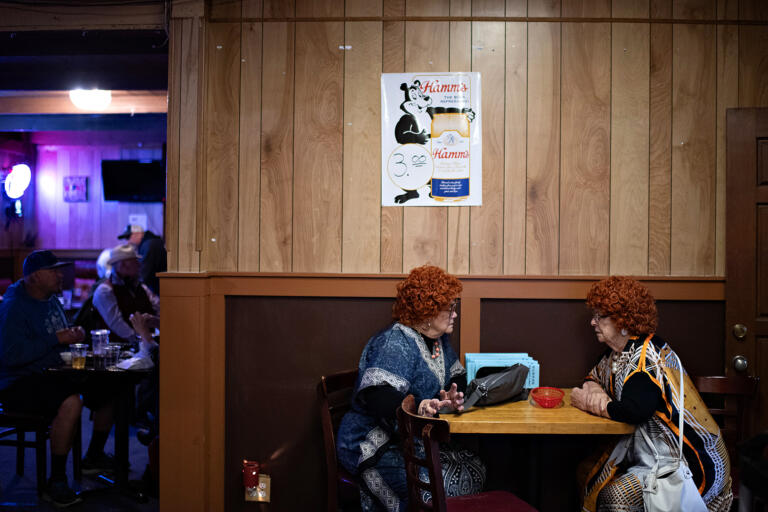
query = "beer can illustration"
xmin=430 ymin=113 xmax=470 ymax=201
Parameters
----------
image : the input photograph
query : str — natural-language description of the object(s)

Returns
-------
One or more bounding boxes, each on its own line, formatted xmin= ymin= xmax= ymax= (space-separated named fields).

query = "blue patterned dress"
xmin=337 ymin=322 xmax=485 ymax=512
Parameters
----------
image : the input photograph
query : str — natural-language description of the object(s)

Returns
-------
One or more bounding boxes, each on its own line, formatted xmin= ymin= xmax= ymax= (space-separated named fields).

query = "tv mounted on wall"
xmin=101 ymin=159 xmax=165 ymax=202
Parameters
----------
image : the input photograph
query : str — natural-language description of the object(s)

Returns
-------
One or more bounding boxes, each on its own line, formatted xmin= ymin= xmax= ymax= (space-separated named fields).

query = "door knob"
xmin=732 ymin=355 xmax=748 ymax=372
xmin=732 ymin=324 xmax=748 ymax=341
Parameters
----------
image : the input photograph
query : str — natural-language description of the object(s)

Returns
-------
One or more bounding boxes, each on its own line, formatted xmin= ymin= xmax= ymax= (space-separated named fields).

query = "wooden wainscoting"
xmin=159 ymin=273 xmax=724 ymax=511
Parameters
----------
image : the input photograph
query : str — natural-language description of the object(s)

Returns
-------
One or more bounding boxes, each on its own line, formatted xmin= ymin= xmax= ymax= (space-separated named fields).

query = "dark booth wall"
xmin=224 ymin=296 xmax=723 ymax=511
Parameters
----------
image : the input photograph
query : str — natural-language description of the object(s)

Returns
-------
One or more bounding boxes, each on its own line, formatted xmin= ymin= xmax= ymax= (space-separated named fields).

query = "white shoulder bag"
xmin=639 ymin=351 xmax=708 ymax=512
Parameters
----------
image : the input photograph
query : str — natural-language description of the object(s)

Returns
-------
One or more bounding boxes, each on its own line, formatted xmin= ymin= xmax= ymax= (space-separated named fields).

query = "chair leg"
xmin=35 ymin=429 xmax=47 ymax=497
xmin=72 ymin=418 xmax=82 ymax=481
xmin=16 ymin=429 xmax=24 ymax=476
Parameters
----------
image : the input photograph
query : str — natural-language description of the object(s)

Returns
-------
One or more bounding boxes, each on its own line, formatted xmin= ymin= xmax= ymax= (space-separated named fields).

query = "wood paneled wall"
xmin=166 ymin=0 xmax=768 ymax=276
xmin=33 ymin=138 xmax=164 ymax=250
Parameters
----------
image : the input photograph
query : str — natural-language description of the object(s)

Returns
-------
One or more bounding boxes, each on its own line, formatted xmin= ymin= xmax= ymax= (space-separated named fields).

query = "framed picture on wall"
xmin=63 ymin=176 xmax=88 ymax=202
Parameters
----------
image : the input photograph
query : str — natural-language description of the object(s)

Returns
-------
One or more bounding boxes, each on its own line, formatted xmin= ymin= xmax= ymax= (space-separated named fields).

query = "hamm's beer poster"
xmin=381 ymin=72 xmax=482 ymax=206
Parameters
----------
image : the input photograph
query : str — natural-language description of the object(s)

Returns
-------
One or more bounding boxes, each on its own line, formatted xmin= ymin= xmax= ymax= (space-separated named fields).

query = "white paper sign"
xmin=381 ymin=72 xmax=482 ymax=206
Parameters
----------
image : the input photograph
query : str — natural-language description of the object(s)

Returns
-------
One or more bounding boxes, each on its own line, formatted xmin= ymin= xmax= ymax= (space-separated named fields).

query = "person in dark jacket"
xmin=117 ymin=224 xmax=166 ymax=294
xmin=0 ymin=251 xmax=116 ymax=507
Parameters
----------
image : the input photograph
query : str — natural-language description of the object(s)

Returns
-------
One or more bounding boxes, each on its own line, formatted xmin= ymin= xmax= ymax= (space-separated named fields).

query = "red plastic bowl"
xmin=530 ymin=387 xmax=564 ymax=408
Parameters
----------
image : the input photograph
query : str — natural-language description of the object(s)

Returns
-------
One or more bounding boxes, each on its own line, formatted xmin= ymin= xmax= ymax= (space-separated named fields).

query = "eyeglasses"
xmin=446 ymin=300 xmax=460 ymax=316
xmin=592 ymin=312 xmax=609 ymax=322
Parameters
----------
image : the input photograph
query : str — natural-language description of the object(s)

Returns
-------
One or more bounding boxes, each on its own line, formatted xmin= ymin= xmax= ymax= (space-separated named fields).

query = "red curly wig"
xmin=392 ymin=265 xmax=462 ymax=326
xmin=586 ymin=276 xmax=658 ymax=334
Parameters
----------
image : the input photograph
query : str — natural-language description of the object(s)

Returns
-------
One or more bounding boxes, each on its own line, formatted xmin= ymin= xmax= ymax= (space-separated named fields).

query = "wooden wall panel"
xmin=503 ymin=22 xmax=527 ymax=275
xmin=177 ymin=17 xmax=203 ymax=273
xmin=471 ymin=0 xmax=503 ymax=15
xmin=402 ymin=21 xmax=449 ymax=272
xmin=203 ymin=23 xmax=240 ymax=271
xmin=671 ymin=24 xmax=716 ymax=275
xmin=650 ymin=0 xmax=672 ymax=17
xmin=717 ymin=0 xmax=737 ymax=19
xmin=406 ymin=0 xmax=450 ymax=16
xmin=673 ymin=0 xmax=716 ymax=19
xmin=263 ymin=0 xmax=293 ymax=17
xmin=380 ymin=20 xmax=405 ymax=273
xmin=260 ymin=22 xmax=294 ymax=272
xmin=740 ymin=0 xmax=768 ymax=21
xmin=649 ymin=23 xmax=672 ymax=275
xmin=296 ymin=0 xmax=343 ymax=17
xmin=470 ymin=22 xmax=505 ymax=274
xmin=346 ymin=0 xmax=382 ymax=16
xmin=716 ymin=25 xmax=738 ymax=276
xmin=447 ymin=20 xmax=471 ymax=275
xmin=167 ymin=18 xmax=181 ymax=272
xmin=342 ymin=22 xmax=382 ymax=273
xmin=293 ymin=22 xmax=344 ymax=272
xmin=526 ymin=22 xmax=561 ymax=275
xmin=610 ymin=23 xmax=650 ymax=274
xmin=560 ymin=22 xmax=610 ymax=275
xmin=613 ymin=0 xmax=649 ymax=17
xmin=237 ymin=22 xmax=262 ymax=271
xmin=563 ymin=0 xmax=610 ymax=17
xmin=505 ymin=0 xmax=526 ymax=16
xmin=739 ymin=26 xmax=768 ymax=107
xmin=530 ymin=0 xmax=560 ymax=16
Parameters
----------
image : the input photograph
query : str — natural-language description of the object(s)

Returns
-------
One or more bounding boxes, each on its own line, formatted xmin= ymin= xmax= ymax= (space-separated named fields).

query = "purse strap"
xmin=638 ymin=347 xmax=685 ymax=461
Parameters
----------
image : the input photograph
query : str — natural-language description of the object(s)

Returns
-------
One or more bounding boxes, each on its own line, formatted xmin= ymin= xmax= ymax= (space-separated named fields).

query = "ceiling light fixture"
xmin=69 ymin=88 xmax=112 ymax=111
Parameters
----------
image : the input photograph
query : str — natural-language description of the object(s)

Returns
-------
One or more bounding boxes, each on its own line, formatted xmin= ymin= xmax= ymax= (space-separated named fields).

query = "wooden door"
xmin=726 ymin=107 xmax=768 ymax=433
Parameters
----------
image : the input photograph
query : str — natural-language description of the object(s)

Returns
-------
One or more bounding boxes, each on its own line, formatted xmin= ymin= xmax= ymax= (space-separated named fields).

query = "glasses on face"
xmin=447 ymin=300 xmax=460 ymax=316
xmin=592 ymin=312 xmax=609 ymax=323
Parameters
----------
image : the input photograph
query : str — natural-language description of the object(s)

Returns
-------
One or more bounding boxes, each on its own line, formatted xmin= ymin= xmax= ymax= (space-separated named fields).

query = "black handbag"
xmin=445 ymin=364 xmax=529 ymax=413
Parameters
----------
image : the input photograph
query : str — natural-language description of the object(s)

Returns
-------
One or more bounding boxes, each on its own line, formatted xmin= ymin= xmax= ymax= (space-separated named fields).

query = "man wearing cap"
xmin=92 ymin=244 xmax=159 ymax=349
xmin=116 ymin=224 xmax=166 ymax=295
xmin=0 ymin=250 xmax=117 ymax=507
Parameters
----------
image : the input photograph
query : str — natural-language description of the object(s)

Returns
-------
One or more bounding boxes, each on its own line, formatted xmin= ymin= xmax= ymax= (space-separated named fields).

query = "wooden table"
xmin=444 ymin=388 xmax=633 ymax=508
xmin=444 ymin=388 xmax=633 ymax=434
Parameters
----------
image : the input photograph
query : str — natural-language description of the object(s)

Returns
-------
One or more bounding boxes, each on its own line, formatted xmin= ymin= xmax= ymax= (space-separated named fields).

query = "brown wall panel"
xmin=529 ymin=0 xmax=560 ymax=17
xmin=673 ymin=0 xmax=716 ymax=19
xmin=559 ymin=22 xmax=610 ymax=275
xmin=296 ymin=0 xmax=343 ymax=17
xmin=503 ymin=22 xmax=527 ymax=275
xmin=342 ymin=22 xmax=382 ymax=273
xmin=447 ymin=20 xmax=471 ymax=275
xmin=649 ymin=23 xmax=672 ymax=275
xmin=563 ymin=0 xmax=611 ymax=17
xmin=716 ymin=25 xmax=738 ymax=276
xmin=238 ymin=22 xmax=262 ymax=271
xmin=610 ymin=22 xmax=649 ymax=274
xmin=739 ymin=26 xmax=768 ymax=107
xmin=293 ymin=22 xmax=344 ymax=272
xmin=526 ymin=22 xmax=560 ymax=275
xmin=671 ymin=24 xmax=716 ymax=275
xmin=203 ymin=23 xmax=241 ymax=271
xmin=406 ymin=0 xmax=450 ymax=16
xmin=613 ymin=0 xmax=649 ymax=18
xmin=260 ymin=22 xmax=294 ymax=272
xmin=470 ymin=21 xmax=505 ymax=274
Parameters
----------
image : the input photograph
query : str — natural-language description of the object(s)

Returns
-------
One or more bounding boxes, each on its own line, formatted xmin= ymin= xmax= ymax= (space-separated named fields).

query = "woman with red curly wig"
xmin=336 ymin=265 xmax=485 ymax=512
xmin=573 ymin=276 xmax=732 ymax=512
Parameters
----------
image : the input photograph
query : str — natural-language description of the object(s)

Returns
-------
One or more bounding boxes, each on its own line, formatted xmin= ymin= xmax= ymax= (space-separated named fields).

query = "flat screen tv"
xmin=101 ymin=159 xmax=165 ymax=202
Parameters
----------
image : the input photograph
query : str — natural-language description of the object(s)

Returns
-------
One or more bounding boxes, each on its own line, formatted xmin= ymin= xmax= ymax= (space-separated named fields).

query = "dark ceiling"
xmin=0 ymin=29 xmax=168 ymax=90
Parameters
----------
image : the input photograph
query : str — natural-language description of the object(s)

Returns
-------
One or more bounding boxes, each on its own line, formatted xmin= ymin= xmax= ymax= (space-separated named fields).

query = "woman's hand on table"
xmin=571 ymin=384 xmax=612 ymax=418
xmin=56 ymin=326 xmax=85 ymax=344
xmin=418 ymin=398 xmax=452 ymax=417
xmin=439 ymin=382 xmax=465 ymax=412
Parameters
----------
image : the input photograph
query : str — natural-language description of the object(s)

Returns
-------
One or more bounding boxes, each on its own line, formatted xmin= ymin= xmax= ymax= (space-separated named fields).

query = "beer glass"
xmin=71 ymin=343 xmax=87 ymax=370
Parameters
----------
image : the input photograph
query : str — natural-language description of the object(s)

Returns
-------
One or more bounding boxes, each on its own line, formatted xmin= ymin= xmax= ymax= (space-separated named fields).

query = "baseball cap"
xmin=22 ymin=250 xmax=71 ymax=277
xmin=108 ymin=244 xmax=141 ymax=266
xmin=117 ymin=224 xmax=144 ymax=240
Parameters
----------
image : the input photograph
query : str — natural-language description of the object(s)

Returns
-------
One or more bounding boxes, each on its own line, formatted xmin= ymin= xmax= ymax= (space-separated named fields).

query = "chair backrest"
xmin=397 ymin=395 xmax=452 ymax=512
xmin=693 ymin=375 xmax=759 ymax=464
xmin=318 ymin=369 xmax=359 ymax=512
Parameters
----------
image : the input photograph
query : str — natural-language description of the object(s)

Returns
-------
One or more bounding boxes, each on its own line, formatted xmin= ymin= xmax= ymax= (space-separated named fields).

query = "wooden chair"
xmin=318 ymin=369 xmax=361 ymax=512
xmin=397 ymin=395 xmax=538 ymax=512
xmin=693 ymin=375 xmax=759 ymax=508
xmin=693 ymin=375 xmax=759 ymax=463
xmin=0 ymin=403 xmax=82 ymax=496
